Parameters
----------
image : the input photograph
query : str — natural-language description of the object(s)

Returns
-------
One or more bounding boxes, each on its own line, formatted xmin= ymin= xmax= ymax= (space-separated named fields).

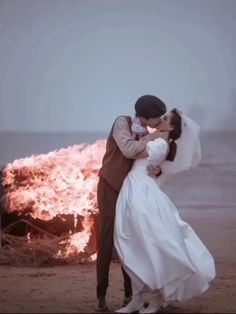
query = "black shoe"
xmin=94 ymin=297 xmax=108 ymax=313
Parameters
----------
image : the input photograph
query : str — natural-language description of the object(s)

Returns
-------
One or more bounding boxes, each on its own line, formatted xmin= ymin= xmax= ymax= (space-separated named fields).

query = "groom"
xmin=95 ymin=95 xmax=168 ymax=312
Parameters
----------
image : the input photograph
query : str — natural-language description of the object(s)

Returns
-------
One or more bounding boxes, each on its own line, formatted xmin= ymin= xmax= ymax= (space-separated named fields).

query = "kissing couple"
xmin=95 ymin=95 xmax=215 ymax=313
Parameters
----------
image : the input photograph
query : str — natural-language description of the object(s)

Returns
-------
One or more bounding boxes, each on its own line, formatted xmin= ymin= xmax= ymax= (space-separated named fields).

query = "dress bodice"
xmin=130 ymin=138 xmax=169 ymax=177
xmin=130 ymin=158 xmax=150 ymax=175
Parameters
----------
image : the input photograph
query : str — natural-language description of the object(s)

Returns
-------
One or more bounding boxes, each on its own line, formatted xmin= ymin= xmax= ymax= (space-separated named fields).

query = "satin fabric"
xmin=114 ymin=138 xmax=215 ymax=301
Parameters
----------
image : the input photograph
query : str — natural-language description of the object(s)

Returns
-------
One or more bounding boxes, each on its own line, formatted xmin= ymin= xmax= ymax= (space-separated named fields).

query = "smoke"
xmin=186 ymin=102 xmax=236 ymax=132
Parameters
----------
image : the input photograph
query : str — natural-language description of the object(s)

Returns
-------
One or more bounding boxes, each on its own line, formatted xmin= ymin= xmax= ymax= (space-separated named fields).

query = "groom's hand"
xmin=147 ymin=164 xmax=161 ymax=177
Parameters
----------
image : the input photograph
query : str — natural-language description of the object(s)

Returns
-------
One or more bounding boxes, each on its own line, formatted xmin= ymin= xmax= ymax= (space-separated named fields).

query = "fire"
xmin=1 ymin=139 xmax=106 ymax=262
xmin=56 ymin=214 xmax=95 ymax=259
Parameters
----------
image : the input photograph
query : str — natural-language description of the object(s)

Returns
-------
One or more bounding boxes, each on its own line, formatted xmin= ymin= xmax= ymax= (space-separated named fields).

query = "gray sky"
xmin=0 ymin=0 xmax=236 ymax=132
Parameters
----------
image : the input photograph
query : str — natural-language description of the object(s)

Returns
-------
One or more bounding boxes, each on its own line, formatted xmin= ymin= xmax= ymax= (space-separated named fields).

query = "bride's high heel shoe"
xmin=115 ymin=294 xmax=144 ymax=313
xmin=139 ymin=292 xmax=162 ymax=313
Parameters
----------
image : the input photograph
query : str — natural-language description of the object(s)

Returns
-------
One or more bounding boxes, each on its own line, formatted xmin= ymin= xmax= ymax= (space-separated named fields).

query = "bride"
xmin=114 ymin=109 xmax=216 ymax=313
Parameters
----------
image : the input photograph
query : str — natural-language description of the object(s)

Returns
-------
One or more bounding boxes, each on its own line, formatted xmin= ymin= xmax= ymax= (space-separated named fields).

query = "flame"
xmin=58 ymin=214 xmax=94 ymax=257
xmin=89 ymin=253 xmax=97 ymax=262
xmin=2 ymin=139 xmax=107 ymax=261
xmin=27 ymin=232 xmax=31 ymax=243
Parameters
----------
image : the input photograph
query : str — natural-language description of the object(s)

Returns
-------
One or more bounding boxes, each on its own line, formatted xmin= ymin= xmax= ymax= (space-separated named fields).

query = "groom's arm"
xmin=113 ymin=116 xmax=167 ymax=159
xmin=113 ymin=117 xmax=152 ymax=158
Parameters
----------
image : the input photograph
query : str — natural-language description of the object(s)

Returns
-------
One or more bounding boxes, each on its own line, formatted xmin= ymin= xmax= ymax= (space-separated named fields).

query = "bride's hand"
xmin=146 ymin=164 xmax=161 ymax=177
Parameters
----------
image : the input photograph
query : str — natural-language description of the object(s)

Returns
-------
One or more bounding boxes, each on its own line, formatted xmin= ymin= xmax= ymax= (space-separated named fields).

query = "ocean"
xmin=0 ymin=130 xmax=235 ymax=212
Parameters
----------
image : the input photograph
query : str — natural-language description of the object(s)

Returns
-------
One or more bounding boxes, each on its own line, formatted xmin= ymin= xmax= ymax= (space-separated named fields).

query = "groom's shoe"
xmin=115 ymin=295 xmax=144 ymax=313
xmin=94 ymin=297 xmax=108 ymax=313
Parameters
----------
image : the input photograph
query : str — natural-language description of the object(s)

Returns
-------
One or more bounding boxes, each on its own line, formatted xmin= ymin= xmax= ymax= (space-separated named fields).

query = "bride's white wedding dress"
xmin=114 ymin=138 xmax=215 ymax=302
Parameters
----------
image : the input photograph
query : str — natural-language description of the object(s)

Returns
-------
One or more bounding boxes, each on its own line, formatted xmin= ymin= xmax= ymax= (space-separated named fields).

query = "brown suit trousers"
xmin=96 ymin=177 xmax=132 ymax=298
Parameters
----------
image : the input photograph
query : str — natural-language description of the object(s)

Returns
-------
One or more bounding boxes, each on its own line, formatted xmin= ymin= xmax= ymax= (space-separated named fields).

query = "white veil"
xmin=161 ymin=114 xmax=201 ymax=175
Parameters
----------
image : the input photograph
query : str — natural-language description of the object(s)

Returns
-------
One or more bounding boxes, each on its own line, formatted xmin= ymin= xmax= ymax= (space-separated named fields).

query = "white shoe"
xmin=160 ymin=300 xmax=174 ymax=309
xmin=115 ymin=295 xmax=144 ymax=313
xmin=160 ymin=301 xmax=167 ymax=309
xmin=139 ymin=294 xmax=162 ymax=313
xmin=160 ymin=301 xmax=169 ymax=308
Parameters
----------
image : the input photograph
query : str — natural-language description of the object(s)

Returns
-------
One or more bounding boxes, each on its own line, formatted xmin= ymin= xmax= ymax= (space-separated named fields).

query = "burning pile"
xmin=0 ymin=139 xmax=106 ymax=266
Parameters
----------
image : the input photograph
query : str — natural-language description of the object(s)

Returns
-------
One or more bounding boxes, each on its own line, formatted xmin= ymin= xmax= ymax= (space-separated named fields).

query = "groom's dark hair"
xmin=135 ymin=95 xmax=166 ymax=118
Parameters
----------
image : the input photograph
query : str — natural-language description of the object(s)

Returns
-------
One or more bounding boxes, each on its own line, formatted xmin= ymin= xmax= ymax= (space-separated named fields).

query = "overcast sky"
xmin=0 ymin=0 xmax=236 ymax=132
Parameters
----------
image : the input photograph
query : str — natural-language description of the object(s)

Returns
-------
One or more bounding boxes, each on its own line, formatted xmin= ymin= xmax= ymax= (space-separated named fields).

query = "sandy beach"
xmin=0 ymin=131 xmax=236 ymax=313
xmin=0 ymin=209 xmax=236 ymax=313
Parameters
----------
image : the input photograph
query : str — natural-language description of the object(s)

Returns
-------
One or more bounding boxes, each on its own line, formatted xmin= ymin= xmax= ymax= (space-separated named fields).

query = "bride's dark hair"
xmin=166 ymin=108 xmax=182 ymax=161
